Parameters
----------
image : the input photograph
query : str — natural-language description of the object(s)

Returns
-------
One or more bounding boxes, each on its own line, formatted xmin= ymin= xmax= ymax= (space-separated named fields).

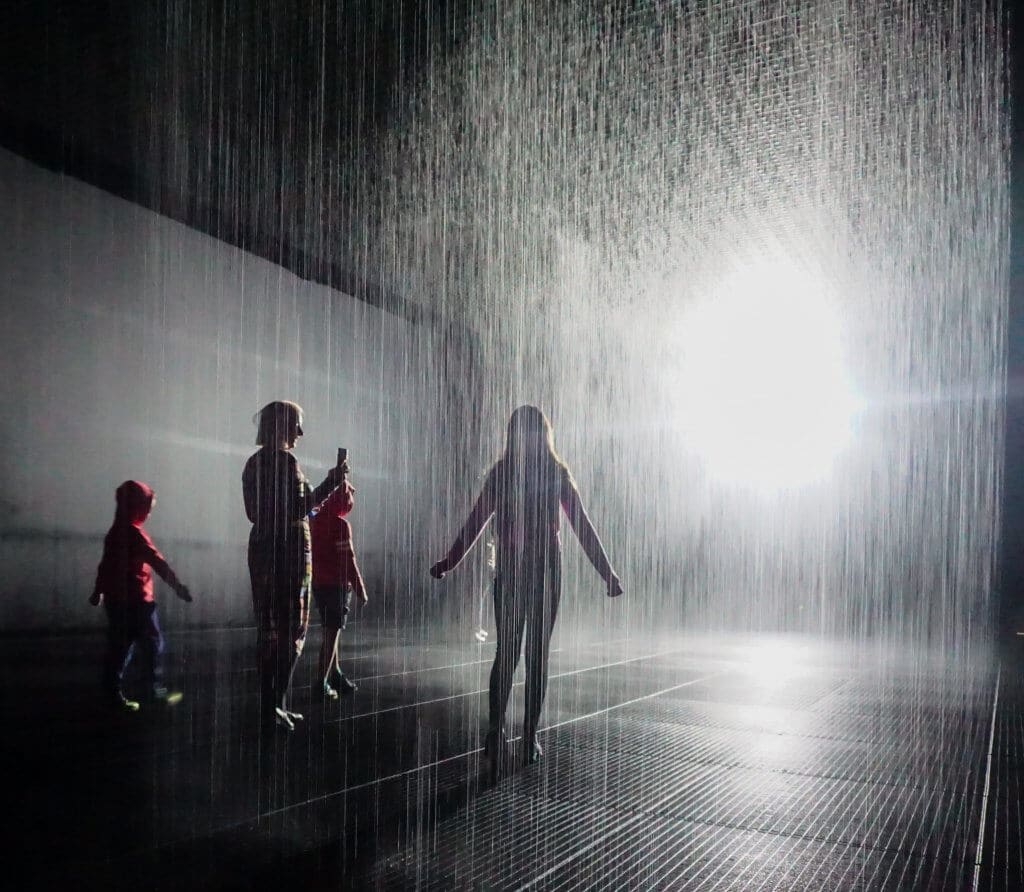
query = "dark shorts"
xmin=313 ymin=585 xmax=353 ymax=629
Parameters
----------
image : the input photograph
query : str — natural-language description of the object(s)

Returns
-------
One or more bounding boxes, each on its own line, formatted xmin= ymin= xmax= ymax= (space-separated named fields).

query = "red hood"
xmin=319 ymin=482 xmax=354 ymax=519
xmin=115 ymin=480 xmax=154 ymax=526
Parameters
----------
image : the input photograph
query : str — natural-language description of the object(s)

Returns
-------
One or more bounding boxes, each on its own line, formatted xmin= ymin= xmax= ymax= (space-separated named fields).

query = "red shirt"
xmin=309 ymin=483 xmax=362 ymax=588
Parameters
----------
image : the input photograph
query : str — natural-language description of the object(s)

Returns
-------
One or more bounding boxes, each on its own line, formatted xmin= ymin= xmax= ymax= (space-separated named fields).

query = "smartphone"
xmin=337 ymin=447 xmax=348 ymax=467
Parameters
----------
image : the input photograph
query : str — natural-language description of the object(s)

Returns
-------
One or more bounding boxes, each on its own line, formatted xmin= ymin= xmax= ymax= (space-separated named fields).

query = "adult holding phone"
xmin=242 ymin=401 xmax=345 ymax=731
xmin=430 ymin=405 xmax=623 ymax=776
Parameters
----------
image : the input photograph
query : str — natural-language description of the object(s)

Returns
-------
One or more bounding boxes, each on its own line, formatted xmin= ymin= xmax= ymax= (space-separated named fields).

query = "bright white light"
xmin=747 ymin=640 xmax=805 ymax=689
xmin=675 ymin=262 xmax=857 ymax=489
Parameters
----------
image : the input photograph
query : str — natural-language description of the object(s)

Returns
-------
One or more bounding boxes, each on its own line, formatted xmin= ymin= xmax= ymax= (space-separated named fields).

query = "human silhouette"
xmin=430 ymin=405 xmax=623 ymax=774
xmin=309 ymin=479 xmax=368 ymax=698
xmin=90 ymin=480 xmax=192 ymax=711
xmin=242 ymin=401 xmax=344 ymax=731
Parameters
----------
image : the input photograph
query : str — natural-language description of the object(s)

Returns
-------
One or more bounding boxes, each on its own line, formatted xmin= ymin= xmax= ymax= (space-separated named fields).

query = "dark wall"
xmin=1001 ymin=1 xmax=1023 ymax=636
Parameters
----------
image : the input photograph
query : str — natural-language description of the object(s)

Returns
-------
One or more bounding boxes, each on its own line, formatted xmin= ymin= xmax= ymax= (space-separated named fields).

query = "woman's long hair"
xmin=495 ymin=406 xmax=567 ymax=535
xmin=254 ymin=400 xmax=303 ymax=447
xmin=502 ymin=405 xmax=564 ymax=469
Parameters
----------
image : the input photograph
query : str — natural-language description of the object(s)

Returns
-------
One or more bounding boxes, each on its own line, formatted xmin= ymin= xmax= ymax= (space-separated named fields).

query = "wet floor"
xmin=5 ymin=625 xmax=1017 ymax=890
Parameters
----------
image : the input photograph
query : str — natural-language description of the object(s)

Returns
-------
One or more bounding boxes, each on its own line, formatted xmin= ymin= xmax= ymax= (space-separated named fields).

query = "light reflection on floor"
xmin=6 ymin=626 xmax=1006 ymax=890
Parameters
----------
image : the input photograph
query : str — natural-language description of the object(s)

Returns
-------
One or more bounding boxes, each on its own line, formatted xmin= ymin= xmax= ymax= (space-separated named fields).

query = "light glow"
xmin=675 ymin=262 xmax=857 ymax=489
xmin=747 ymin=640 xmax=807 ymax=689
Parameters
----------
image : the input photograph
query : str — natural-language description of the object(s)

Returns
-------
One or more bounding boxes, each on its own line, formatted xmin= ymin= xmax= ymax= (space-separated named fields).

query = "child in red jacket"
xmin=90 ymin=480 xmax=192 ymax=711
xmin=309 ymin=480 xmax=367 ymax=698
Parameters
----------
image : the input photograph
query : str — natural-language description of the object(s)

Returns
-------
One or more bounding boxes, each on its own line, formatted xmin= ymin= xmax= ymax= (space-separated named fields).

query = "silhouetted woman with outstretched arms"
xmin=430 ymin=405 xmax=623 ymax=772
xmin=243 ymin=400 xmax=345 ymax=731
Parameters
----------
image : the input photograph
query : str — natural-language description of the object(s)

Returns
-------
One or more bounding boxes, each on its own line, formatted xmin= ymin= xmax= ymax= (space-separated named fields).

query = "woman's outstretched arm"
xmin=431 ymin=469 xmax=497 ymax=578
xmin=560 ymin=469 xmax=623 ymax=596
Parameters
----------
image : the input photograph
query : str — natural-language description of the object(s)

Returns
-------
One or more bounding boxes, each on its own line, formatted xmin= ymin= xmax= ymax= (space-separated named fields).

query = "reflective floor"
xmin=6 ymin=624 xmax=1018 ymax=890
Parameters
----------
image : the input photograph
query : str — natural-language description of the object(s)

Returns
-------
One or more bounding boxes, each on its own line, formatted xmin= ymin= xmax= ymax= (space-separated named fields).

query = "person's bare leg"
xmin=332 ymin=624 xmax=358 ymax=694
xmin=523 ymin=553 xmax=560 ymax=764
xmin=321 ymin=626 xmax=340 ymax=698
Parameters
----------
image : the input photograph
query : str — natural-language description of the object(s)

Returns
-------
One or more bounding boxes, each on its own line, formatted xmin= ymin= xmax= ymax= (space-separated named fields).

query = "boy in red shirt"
xmin=90 ymin=480 xmax=193 ymax=711
xmin=309 ymin=480 xmax=367 ymax=698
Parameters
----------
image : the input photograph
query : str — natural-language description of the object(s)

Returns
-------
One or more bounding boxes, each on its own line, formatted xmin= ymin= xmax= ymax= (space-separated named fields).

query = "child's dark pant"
xmin=103 ymin=602 xmax=165 ymax=697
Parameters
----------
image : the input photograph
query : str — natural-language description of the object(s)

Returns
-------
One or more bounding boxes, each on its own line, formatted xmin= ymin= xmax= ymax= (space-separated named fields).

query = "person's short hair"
xmin=254 ymin=400 xmax=303 ymax=446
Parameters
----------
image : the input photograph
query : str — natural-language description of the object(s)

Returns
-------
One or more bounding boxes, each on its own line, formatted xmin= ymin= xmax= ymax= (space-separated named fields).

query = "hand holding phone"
xmin=336 ymin=447 xmax=350 ymax=481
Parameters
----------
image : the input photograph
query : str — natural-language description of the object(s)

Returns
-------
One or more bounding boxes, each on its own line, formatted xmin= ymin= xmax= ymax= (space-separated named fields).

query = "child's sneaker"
xmin=110 ymin=693 xmax=140 ymax=713
xmin=274 ymin=708 xmax=304 ymax=730
xmin=150 ymin=686 xmax=184 ymax=706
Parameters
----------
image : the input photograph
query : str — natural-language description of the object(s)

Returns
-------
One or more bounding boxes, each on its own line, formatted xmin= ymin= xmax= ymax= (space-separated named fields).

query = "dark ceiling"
xmin=0 ymin=0 xmax=472 ymax=318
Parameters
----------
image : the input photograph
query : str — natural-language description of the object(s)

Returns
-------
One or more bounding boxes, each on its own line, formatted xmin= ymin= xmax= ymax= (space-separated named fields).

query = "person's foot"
xmin=329 ymin=668 xmax=358 ymax=695
xmin=524 ymin=736 xmax=543 ymax=765
xmin=484 ymin=729 xmax=507 ymax=784
xmin=274 ymin=707 xmax=296 ymax=731
xmin=323 ymin=678 xmax=339 ymax=700
xmin=484 ymin=728 xmax=506 ymax=757
xmin=150 ymin=686 xmax=184 ymax=706
xmin=474 ymin=627 xmax=488 ymax=643
xmin=110 ymin=693 xmax=140 ymax=713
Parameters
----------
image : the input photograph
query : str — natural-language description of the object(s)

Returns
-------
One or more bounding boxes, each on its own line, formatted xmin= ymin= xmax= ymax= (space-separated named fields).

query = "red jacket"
xmin=93 ymin=481 xmax=173 ymax=605
xmin=309 ymin=482 xmax=364 ymax=591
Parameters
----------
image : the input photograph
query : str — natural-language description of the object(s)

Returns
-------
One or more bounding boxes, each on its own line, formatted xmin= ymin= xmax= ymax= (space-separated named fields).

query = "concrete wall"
xmin=0 ymin=148 xmax=434 ymax=631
